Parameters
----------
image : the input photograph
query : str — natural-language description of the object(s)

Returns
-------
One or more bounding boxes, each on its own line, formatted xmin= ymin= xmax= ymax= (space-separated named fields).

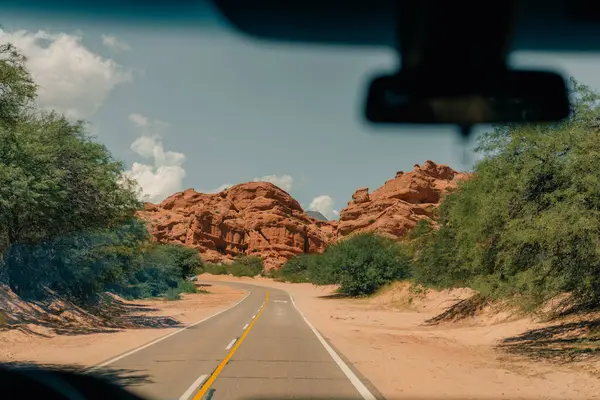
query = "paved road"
xmin=97 ymin=281 xmax=377 ymax=400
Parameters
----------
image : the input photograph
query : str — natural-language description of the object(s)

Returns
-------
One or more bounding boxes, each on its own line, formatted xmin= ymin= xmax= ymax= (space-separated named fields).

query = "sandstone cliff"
xmin=139 ymin=160 xmax=467 ymax=270
xmin=337 ymin=160 xmax=469 ymax=240
xmin=137 ymin=182 xmax=337 ymax=270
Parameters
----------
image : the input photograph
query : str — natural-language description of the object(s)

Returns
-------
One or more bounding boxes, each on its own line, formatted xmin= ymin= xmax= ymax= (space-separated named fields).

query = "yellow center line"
xmin=192 ymin=291 xmax=270 ymax=400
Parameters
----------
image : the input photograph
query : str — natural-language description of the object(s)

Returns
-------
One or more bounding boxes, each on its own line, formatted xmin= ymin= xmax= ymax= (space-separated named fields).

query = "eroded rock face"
xmin=138 ymin=182 xmax=337 ymax=270
xmin=139 ymin=160 xmax=467 ymax=270
xmin=337 ymin=160 xmax=469 ymax=240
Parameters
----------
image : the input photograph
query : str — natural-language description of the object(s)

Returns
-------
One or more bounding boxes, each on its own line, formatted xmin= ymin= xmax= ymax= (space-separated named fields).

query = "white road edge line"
xmin=251 ymin=314 xmax=256 ymax=319
xmin=225 ymin=337 xmax=238 ymax=350
xmin=242 ymin=323 xmax=249 ymax=330
xmin=88 ymin=289 xmax=251 ymax=371
xmin=178 ymin=374 xmax=208 ymax=400
xmin=289 ymin=293 xmax=377 ymax=400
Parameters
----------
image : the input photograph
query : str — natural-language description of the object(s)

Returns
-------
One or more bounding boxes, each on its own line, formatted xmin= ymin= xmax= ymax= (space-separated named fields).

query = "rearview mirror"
xmin=365 ymin=70 xmax=570 ymax=125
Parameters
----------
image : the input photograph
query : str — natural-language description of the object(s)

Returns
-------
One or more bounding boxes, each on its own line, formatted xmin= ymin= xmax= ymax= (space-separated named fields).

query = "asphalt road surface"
xmin=93 ymin=281 xmax=379 ymax=400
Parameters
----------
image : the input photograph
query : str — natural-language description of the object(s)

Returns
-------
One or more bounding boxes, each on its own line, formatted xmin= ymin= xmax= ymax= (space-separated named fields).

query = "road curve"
xmin=99 ymin=281 xmax=378 ymax=400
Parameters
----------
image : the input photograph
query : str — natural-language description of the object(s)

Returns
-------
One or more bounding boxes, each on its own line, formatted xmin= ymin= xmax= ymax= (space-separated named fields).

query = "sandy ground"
xmin=0 ymin=284 xmax=246 ymax=367
xmin=201 ymin=275 xmax=600 ymax=400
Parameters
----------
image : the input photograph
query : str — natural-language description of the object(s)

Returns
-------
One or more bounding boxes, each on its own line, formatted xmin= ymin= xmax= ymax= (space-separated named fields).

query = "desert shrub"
xmin=308 ymin=233 xmax=413 ymax=296
xmin=155 ymin=243 xmax=203 ymax=279
xmin=164 ymin=287 xmax=181 ymax=301
xmin=203 ymin=263 xmax=230 ymax=275
xmin=276 ymin=254 xmax=313 ymax=283
xmin=118 ymin=244 xmax=180 ymax=298
xmin=119 ymin=243 xmax=203 ymax=297
xmin=177 ymin=280 xmax=198 ymax=294
xmin=413 ymin=80 xmax=600 ymax=308
xmin=3 ymin=219 xmax=148 ymax=301
xmin=228 ymin=256 xmax=264 ymax=277
xmin=407 ymin=219 xmax=433 ymax=240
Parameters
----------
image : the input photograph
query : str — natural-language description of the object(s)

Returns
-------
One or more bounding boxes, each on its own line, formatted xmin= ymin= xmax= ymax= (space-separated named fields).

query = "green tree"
xmin=112 ymin=242 xmax=203 ymax=299
xmin=0 ymin=42 xmax=204 ymax=303
xmin=0 ymin=113 xmax=140 ymax=249
xmin=4 ymin=218 xmax=148 ymax=300
xmin=276 ymin=254 xmax=313 ymax=283
xmin=0 ymin=43 xmax=143 ymax=297
xmin=0 ymin=43 xmax=37 ymax=127
xmin=414 ymin=79 xmax=600 ymax=307
xmin=159 ymin=243 xmax=203 ymax=278
xmin=122 ymin=243 xmax=184 ymax=299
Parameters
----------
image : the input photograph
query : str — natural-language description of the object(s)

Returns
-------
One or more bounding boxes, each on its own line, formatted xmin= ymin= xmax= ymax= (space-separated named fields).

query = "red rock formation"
xmin=138 ymin=182 xmax=337 ymax=270
xmin=337 ymin=160 xmax=469 ymax=240
xmin=139 ymin=160 xmax=467 ymax=270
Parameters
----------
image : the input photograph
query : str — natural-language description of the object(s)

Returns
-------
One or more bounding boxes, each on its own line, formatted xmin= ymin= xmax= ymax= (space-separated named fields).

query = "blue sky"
xmin=2 ymin=4 xmax=600 ymax=219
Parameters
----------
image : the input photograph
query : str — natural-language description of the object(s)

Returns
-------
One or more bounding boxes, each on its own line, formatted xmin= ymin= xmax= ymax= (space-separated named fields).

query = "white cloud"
xmin=128 ymin=113 xmax=149 ymax=128
xmin=101 ymin=34 xmax=131 ymax=52
xmin=123 ymin=114 xmax=186 ymax=203
xmin=130 ymin=135 xmax=185 ymax=167
xmin=253 ymin=174 xmax=294 ymax=192
xmin=204 ymin=183 xmax=234 ymax=194
xmin=126 ymin=161 xmax=186 ymax=203
xmin=0 ymin=29 xmax=131 ymax=119
xmin=309 ymin=195 xmax=339 ymax=220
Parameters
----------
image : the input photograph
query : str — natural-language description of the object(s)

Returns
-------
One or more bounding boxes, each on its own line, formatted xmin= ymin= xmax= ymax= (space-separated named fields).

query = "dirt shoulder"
xmin=0 ymin=283 xmax=246 ymax=367
xmin=201 ymin=275 xmax=600 ymax=400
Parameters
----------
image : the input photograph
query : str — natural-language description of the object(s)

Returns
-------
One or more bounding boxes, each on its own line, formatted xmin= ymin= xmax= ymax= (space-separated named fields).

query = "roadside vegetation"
xmin=202 ymin=256 xmax=264 ymax=278
xmin=0 ymin=44 xmax=203 ymax=304
xmin=270 ymin=233 xmax=412 ymax=296
xmin=412 ymin=79 xmax=600 ymax=311
xmin=275 ymin=80 xmax=600 ymax=317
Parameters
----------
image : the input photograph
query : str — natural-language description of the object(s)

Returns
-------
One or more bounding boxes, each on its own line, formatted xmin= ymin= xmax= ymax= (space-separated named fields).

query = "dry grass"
xmin=0 ymin=285 xmax=182 ymax=336
xmin=499 ymin=311 xmax=600 ymax=363
xmin=424 ymin=294 xmax=490 ymax=325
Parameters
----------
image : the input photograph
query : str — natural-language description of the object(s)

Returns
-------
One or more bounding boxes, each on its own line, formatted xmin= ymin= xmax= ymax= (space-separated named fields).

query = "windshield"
xmin=2 ymin=2 xmax=600 ymax=400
